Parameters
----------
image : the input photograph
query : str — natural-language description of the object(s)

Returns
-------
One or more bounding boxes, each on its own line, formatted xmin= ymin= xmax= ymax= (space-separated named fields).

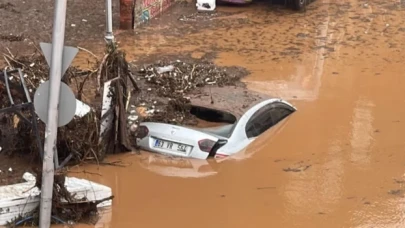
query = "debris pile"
xmin=0 ymin=52 xmax=91 ymax=161
xmin=95 ymin=43 xmax=140 ymax=158
xmin=0 ymin=43 xmax=135 ymax=163
xmin=178 ymin=11 xmax=238 ymax=22
xmin=138 ymin=60 xmax=243 ymax=95
xmin=0 ymin=54 xmax=49 ymax=157
xmin=1 ymin=45 xmax=250 ymax=162
xmin=130 ymin=59 xmax=248 ymax=125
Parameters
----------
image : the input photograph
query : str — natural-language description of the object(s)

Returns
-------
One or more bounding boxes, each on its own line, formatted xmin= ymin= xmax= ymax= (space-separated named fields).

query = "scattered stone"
xmin=0 ymin=34 xmax=24 ymax=42
xmin=296 ymin=33 xmax=308 ymax=38
xmin=0 ymin=3 xmax=19 ymax=13
xmin=394 ymin=179 xmax=405 ymax=184
xmin=283 ymin=164 xmax=311 ymax=172
xmin=0 ymin=3 xmax=15 ymax=10
xmin=388 ymin=189 xmax=403 ymax=195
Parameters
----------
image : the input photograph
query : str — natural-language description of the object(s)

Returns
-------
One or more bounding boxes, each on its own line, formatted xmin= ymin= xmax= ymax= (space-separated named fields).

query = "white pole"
xmin=39 ymin=0 xmax=67 ymax=227
xmin=105 ymin=0 xmax=114 ymax=42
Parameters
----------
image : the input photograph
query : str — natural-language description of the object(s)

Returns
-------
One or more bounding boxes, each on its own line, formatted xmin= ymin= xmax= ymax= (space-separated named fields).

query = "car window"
xmin=245 ymin=104 xmax=274 ymax=138
xmin=270 ymin=106 xmax=293 ymax=125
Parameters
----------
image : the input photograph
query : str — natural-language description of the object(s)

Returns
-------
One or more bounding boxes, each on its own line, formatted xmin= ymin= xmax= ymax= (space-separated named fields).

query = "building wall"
xmin=134 ymin=0 xmax=175 ymax=27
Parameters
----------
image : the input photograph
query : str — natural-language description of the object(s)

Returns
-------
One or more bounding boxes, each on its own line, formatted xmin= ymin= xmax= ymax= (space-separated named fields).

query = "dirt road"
xmin=4 ymin=0 xmax=405 ymax=227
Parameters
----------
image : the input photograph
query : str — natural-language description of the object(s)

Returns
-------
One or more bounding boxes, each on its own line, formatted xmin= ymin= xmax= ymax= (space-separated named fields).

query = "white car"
xmin=136 ymin=98 xmax=296 ymax=160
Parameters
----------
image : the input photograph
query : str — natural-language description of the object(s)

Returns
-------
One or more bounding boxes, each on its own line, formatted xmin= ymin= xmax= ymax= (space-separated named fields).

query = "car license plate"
xmin=153 ymin=139 xmax=190 ymax=154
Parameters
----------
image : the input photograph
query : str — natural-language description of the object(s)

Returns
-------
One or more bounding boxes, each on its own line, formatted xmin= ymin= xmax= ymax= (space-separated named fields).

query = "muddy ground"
xmin=0 ymin=0 xmax=120 ymax=56
xmin=3 ymin=0 xmax=405 ymax=227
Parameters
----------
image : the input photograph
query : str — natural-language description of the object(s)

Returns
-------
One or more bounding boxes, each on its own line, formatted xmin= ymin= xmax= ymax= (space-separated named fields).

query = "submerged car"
xmin=136 ymin=98 xmax=296 ymax=160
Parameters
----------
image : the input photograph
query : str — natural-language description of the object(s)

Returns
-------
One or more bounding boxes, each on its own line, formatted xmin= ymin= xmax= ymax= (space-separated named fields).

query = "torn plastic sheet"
xmin=75 ymin=99 xmax=91 ymax=117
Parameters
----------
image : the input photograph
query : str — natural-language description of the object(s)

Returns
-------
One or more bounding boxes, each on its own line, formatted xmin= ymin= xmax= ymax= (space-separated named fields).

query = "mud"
xmin=0 ymin=154 xmax=38 ymax=186
xmin=0 ymin=0 xmax=120 ymax=58
xmin=3 ymin=0 xmax=405 ymax=227
xmin=64 ymin=0 xmax=405 ymax=227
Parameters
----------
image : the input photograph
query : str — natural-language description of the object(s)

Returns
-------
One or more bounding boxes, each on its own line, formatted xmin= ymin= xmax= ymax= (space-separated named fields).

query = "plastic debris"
xmin=196 ymin=0 xmax=216 ymax=11
xmin=156 ymin=65 xmax=174 ymax=74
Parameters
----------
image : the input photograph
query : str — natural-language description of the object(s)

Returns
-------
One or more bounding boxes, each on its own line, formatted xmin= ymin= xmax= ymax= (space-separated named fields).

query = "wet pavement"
xmin=68 ymin=0 xmax=405 ymax=227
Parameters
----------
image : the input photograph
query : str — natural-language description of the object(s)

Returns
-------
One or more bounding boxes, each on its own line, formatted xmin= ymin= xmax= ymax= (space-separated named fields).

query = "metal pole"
xmin=105 ymin=0 xmax=114 ymax=42
xmin=39 ymin=0 xmax=67 ymax=227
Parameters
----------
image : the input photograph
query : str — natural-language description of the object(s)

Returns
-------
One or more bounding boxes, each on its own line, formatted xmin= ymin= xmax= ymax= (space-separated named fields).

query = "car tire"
xmin=292 ymin=0 xmax=306 ymax=11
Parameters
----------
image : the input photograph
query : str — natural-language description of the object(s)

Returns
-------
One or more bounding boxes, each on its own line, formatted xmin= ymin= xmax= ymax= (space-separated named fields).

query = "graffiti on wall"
xmin=138 ymin=0 xmax=174 ymax=23
xmin=141 ymin=9 xmax=150 ymax=22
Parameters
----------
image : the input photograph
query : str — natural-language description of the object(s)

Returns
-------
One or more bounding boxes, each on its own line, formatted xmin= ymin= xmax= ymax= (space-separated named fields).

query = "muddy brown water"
xmin=61 ymin=0 xmax=405 ymax=227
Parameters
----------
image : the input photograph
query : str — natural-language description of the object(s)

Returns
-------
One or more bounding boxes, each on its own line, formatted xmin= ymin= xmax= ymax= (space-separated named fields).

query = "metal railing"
xmin=0 ymin=68 xmax=44 ymax=159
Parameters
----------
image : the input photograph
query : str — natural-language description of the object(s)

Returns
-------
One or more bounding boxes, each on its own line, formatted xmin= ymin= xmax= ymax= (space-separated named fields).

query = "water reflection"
xmin=138 ymin=154 xmax=218 ymax=178
xmin=351 ymin=197 xmax=405 ymax=228
xmin=349 ymin=97 xmax=375 ymax=167
xmin=52 ymin=207 xmax=112 ymax=228
xmin=282 ymin=135 xmax=345 ymax=216
xmin=94 ymin=208 xmax=113 ymax=228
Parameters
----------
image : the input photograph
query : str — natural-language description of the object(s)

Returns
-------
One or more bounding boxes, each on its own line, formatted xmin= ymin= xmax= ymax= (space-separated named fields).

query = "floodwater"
xmin=70 ymin=0 xmax=405 ymax=227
